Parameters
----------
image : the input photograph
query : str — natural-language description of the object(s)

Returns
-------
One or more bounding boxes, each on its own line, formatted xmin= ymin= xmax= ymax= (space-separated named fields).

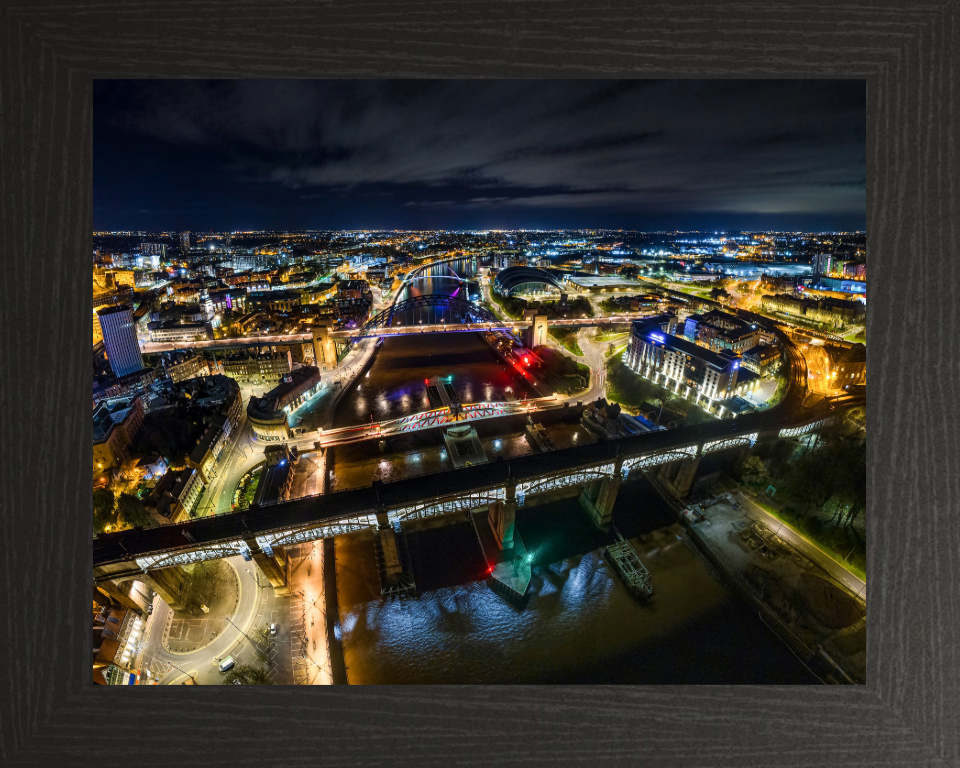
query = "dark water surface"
xmin=335 ymin=480 xmax=818 ymax=685
xmin=332 ymin=332 xmax=539 ymax=427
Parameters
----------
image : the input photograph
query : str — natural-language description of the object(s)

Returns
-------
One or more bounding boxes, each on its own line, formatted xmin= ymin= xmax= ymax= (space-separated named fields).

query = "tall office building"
xmin=141 ymin=242 xmax=168 ymax=259
xmin=97 ymin=305 xmax=144 ymax=378
xmin=812 ymin=252 xmax=833 ymax=277
xmin=181 ymin=231 xmax=191 ymax=252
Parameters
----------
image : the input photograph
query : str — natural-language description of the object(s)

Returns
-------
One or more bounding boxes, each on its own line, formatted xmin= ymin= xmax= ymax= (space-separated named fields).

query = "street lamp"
xmin=163 ymin=662 xmax=199 ymax=685
xmin=223 ymin=614 xmax=257 ymax=645
xmin=245 ymin=568 xmax=266 ymax=589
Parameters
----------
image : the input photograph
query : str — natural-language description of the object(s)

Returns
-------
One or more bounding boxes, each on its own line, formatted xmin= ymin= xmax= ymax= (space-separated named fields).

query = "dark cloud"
xmin=93 ymin=80 xmax=865 ymax=230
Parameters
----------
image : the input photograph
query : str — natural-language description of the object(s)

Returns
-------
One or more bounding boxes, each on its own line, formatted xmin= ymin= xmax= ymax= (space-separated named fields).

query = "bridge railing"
xmin=95 ymin=394 xmax=859 ymax=565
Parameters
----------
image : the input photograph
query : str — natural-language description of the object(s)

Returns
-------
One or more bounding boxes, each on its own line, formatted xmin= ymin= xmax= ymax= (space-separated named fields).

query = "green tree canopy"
xmin=93 ymin=488 xmax=116 ymax=533
xmin=224 ymin=664 xmax=271 ymax=685
xmin=709 ymin=286 xmax=730 ymax=302
xmin=116 ymin=492 xmax=154 ymax=530
xmin=738 ymin=455 xmax=771 ymax=490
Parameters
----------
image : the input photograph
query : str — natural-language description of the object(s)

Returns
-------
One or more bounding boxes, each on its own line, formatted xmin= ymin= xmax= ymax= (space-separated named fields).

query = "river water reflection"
xmin=329 ymin=259 xmax=815 ymax=683
xmin=332 ymin=331 xmax=541 ymax=428
xmin=334 ymin=481 xmax=818 ymax=685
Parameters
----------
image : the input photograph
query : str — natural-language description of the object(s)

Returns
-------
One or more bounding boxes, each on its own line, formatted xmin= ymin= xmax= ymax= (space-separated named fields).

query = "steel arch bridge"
xmin=351 ymin=293 xmax=504 ymax=339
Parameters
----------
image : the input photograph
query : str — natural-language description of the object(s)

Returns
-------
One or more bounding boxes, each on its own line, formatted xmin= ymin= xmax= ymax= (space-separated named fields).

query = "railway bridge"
xmin=93 ymin=391 xmax=860 ymax=611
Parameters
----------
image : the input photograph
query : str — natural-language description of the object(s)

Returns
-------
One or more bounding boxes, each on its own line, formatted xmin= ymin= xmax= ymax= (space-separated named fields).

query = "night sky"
xmin=93 ymin=80 xmax=866 ymax=232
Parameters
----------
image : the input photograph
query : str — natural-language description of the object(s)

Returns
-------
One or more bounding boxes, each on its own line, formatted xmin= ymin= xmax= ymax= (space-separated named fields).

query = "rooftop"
xmin=494 ymin=266 xmax=564 ymax=293
xmin=565 ymin=275 xmax=641 ymax=287
xmin=96 ymin=304 xmax=132 ymax=317
xmin=248 ymin=366 xmax=321 ymax=419
xmin=632 ymin=317 xmax=738 ymax=370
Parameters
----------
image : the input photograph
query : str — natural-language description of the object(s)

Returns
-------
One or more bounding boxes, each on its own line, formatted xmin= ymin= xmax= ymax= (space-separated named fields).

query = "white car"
xmin=218 ymin=655 xmax=236 ymax=672
xmin=270 ymin=623 xmax=278 ymax=636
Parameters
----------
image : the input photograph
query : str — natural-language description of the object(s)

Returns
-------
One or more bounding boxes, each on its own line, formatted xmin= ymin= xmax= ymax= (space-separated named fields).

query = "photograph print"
xmin=91 ymin=79 xmax=866 ymax=686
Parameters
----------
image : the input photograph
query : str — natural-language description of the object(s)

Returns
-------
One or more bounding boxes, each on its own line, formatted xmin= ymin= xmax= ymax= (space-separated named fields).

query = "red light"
xmin=523 ymin=356 xmax=529 ymax=365
xmin=487 ymin=565 xmax=494 ymax=573
xmin=424 ymin=379 xmax=428 ymax=384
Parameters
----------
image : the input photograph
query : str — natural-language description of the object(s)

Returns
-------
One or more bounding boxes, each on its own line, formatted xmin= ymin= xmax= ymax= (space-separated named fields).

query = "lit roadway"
xmin=572 ymin=325 xmax=608 ymax=403
xmin=734 ymin=491 xmax=866 ymax=601
xmin=135 ymin=555 xmax=294 ymax=685
xmin=192 ymin=339 xmax=379 ymax=519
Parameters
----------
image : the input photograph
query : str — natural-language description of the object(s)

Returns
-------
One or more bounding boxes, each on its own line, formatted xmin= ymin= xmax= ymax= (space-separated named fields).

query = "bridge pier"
xmin=524 ymin=312 xmax=548 ymax=348
xmin=312 ymin=324 xmax=338 ymax=371
xmin=96 ymin=581 xmax=151 ymax=617
xmin=141 ymin=566 xmax=191 ymax=611
xmin=580 ymin=456 xmax=623 ymax=529
xmin=244 ymin=536 xmax=290 ymax=594
xmin=657 ymin=449 xmax=702 ymax=500
xmin=580 ymin=456 xmax=623 ymax=530
xmin=488 ymin=482 xmax=517 ymax=555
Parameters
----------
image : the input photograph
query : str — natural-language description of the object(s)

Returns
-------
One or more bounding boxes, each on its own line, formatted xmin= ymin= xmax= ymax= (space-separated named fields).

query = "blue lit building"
xmin=97 ymin=304 xmax=144 ymax=378
xmin=624 ymin=315 xmax=750 ymax=406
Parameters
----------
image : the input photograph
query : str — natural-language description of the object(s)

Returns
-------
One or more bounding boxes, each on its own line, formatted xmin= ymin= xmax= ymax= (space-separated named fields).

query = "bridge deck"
xmin=92 ymin=390 xmax=861 ymax=569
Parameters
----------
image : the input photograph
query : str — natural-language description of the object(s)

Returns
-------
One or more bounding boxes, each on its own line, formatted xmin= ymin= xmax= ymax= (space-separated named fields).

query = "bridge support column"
xmin=97 ymin=581 xmax=150 ymax=617
xmin=139 ymin=566 xmax=190 ymax=612
xmin=524 ymin=313 xmax=549 ymax=348
xmin=581 ymin=457 xmax=623 ymax=529
xmin=657 ymin=449 xmax=702 ymax=500
xmin=489 ymin=482 xmax=517 ymax=554
xmin=312 ymin=324 xmax=338 ymax=371
xmin=245 ymin=536 xmax=290 ymax=594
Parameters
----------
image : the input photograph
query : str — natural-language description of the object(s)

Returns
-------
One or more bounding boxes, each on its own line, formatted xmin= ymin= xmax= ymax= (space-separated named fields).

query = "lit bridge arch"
xmin=351 ymin=294 xmax=503 ymax=340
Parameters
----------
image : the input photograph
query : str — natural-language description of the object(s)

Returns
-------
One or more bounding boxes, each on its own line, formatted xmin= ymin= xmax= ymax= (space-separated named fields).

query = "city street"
xmin=574 ymin=325 xmax=608 ymax=403
xmin=286 ymin=543 xmax=333 ymax=685
xmin=135 ymin=555 xmax=295 ymax=685
xmin=191 ymin=341 xmax=376 ymax=517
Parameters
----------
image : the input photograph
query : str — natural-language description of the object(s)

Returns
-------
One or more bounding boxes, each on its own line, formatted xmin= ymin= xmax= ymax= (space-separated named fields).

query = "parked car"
xmin=218 ymin=656 xmax=235 ymax=673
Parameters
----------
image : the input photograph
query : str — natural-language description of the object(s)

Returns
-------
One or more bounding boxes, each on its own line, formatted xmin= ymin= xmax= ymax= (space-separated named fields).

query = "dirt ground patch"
xmin=832 ymin=625 xmax=866 ymax=656
xmin=798 ymin=572 xmax=863 ymax=629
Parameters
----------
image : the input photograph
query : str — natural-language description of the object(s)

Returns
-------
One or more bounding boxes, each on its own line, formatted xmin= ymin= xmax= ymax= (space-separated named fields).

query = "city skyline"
xmin=94 ymin=80 xmax=866 ymax=233
xmin=91 ymin=79 xmax=866 ymax=688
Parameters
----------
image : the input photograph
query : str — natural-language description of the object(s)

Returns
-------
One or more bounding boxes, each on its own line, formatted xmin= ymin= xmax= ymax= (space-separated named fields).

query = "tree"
xmin=649 ymin=382 xmax=679 ymax=425
xmin=181 ymin=560 xmax=232 ymax=615
xmin=785 ymin=426 xmax=855 ymax=508
xmin=93 ymin=488 xmax=116 ymax=533
xmin=223 ymin=663 xmax=272 ymax=685
xmin=710 ymin=286 xmax=729 ymax=302
xmin=116 ymin=492 xmax=154 ymax=530
xmin=739 ymin=456 xmax=771 ymax=490
xmin=825 ymin=440 xmax=866 ymax=530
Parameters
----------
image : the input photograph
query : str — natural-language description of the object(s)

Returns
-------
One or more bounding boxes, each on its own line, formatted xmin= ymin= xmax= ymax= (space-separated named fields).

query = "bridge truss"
xmin=388 ymin=488 xmax=506 ymax=523
xmin=135 ymin=540 xmax=249 ymax=572
xmin=702 ymin=433 xmax=758 ymax=453
xmin=516 ymin=461 xmax=616 ymax=503
xmin=257 ymin=514 xmax=381 ymax=552
xmin=379 ymin=401 xmax=535 ymax=437
xmin=352 ymin=294 xmax=501 ymax=340
xmin=779 ymin=417 xmax=838 ymax=438
xmin=621 ymin=446 xmax=698 ymax=477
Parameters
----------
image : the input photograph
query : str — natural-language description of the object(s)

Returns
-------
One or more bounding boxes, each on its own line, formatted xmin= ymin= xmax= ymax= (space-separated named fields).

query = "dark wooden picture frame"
xmin=1 ymin=1 xmax=956 ymax=765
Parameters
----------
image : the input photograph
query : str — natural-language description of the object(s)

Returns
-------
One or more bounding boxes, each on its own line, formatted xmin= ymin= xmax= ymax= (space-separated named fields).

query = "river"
xmin=333 ymin=479 xmax=817 ymax=684
xmin=332 ymin=258 xmax=534 ymax=429
xmin=327 ymin=259 xmax=818 ymax=684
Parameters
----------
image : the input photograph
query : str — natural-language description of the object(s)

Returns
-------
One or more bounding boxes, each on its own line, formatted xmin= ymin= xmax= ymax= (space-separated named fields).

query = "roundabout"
xmin=162 ymin=558 xmax=241 ymax=655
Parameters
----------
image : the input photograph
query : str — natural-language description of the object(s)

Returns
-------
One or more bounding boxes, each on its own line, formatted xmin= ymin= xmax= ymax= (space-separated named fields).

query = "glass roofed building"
xmin=492 ymin=266 xmax=564 ymax=298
